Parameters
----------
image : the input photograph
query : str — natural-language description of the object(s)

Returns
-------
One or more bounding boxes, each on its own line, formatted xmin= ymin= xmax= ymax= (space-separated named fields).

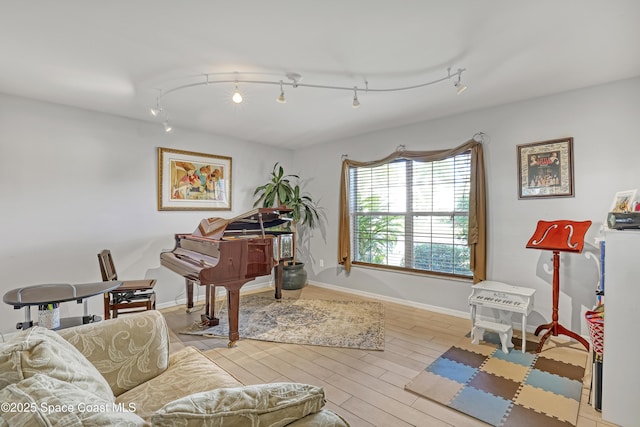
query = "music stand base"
xmin=534 ymin=320 xmax=589 ymax=353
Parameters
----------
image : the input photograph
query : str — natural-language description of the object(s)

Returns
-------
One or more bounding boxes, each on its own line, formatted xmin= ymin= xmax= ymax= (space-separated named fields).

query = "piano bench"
xmin=104 ymin=279 xmax=157 ymax=319
xmin=472 ymin=320 xmax=514 ymax=354
xmin=98 ymin=249 xmax=158 ymax=320
xmin=109 ymin=291 xmax=156 ymax=318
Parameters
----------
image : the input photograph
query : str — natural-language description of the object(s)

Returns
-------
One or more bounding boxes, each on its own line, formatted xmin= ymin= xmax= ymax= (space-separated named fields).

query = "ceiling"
xmin=2 ymin=1 xmax=639 ymax=149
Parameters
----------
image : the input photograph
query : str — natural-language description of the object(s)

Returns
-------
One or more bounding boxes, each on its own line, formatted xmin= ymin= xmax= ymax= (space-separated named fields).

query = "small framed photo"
xmin=610 ymin=189 xmax=637 ymax=213
xmin=158 ymin=147 xmax=232 ymax=211
xmin=517 ymin=137 xmax=574 ymax=199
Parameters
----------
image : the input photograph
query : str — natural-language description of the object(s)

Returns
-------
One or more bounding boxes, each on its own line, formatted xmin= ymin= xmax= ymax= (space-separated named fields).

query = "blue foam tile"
xmin=427 ymin=357 xmax=478 ymax=384
xmin=525 ymin=368 xmax=583 ymax=401
xmin=491 ymin=349 xmax=537 ymax=367
xmin=450 ymin=386 xmax=512 ymax=426
xmin=479 ymin=331 xmax=502 ymax=345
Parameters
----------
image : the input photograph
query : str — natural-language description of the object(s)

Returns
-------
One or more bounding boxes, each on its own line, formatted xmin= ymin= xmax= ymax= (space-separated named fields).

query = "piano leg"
xmin=469 ymin=303 xmax=477 ymax=340
xmin=201 ymin=284 xmax=219 ymax=327
xmin=274 ymin=261 xmax=283 ymax=300
xmin=185 ymin=279 xmax=194 ymax=312
xmin=522 ymin=314 xmax=527 ymax=353
xmin=226 ymin=287 xmax=241 ymax=347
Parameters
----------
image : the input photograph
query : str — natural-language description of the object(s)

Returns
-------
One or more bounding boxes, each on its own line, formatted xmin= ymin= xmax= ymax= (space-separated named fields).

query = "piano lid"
xmin=224 ymin=208 xmax=292 ymax=231
xmin=195 ymin=207 xmax=293 ymax=238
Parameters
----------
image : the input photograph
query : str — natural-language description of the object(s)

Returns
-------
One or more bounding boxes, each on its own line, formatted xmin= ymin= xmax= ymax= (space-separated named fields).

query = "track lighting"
xmin=150 ymin=98 xmax=163 ymax=117
xmin=277 ymin=80 xmax=286 ymax=103
xmin=352 ymin=87 xmax=360 ymax=109
xmin=449 ymin=67 xmax=468 ymax=95
xmin=232 ymin=82 xmax=243 ymax=104
xmin=162 ymin=117 xmax=173 ymax=133
xmin=151 ymin=67 xmax=466 ymax=132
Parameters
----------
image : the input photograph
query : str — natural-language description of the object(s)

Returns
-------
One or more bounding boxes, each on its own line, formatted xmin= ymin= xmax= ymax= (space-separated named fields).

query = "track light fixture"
xmin=232 ymin=82 xmax=243 ymax=104
xmin=454 ymin=77 xmax=467 ymax=95
xmin=150 ymin=97 xmax=163 ymax=117
xmin=162 ymin=113 xmax=173 ymax=133
xmin=449 ymin=67 xmax=467 ymax=95
xmin=352 ymin=87 xmax=360 ymax=109
xmin=277 ymin=80 xmax=286 ymax=103
xmin=151 ymin=67 xmax=466 ymax=131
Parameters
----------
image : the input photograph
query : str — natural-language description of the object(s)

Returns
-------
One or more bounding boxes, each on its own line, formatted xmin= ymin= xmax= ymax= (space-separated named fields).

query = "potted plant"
xmin=253 ymin=163 xmax=321 ymax=289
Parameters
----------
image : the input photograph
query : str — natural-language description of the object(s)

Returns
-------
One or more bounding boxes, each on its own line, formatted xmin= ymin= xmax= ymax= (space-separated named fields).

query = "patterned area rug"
xmin=405 ymin=333 xmax=587 ymax=426
xmin=181 ymin=293 xmax=385 ymax=350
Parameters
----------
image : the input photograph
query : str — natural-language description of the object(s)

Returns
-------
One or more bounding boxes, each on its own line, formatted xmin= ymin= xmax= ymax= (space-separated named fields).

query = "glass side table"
xmin=3 ymin=281 xmax=122 ymax=330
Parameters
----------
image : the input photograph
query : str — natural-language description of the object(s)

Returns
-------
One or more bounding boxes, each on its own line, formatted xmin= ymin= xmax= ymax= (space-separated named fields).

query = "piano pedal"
xmin=200 ymin=314 xmax=219 ymax=327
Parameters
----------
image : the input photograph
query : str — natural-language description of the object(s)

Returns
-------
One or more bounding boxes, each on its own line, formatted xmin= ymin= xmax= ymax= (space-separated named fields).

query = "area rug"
xmin=180 ymin=293 xmax=385 ymax=350
xmin=405 ymin=333 xmax=587 ymax=426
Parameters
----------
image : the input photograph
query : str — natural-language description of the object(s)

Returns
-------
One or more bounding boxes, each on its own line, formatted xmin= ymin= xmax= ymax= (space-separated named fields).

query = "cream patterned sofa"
xmin=0 ymin=310 xmax=349 ymax=426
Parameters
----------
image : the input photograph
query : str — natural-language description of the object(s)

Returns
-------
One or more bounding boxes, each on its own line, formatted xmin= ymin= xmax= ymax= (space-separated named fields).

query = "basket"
xmin=585 ymin=310 xmax=604 ymax=356
xmin=38 ymin=303 xmax=60 ymax=329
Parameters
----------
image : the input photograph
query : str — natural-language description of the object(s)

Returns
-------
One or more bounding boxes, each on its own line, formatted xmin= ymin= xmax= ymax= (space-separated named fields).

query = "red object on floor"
xmin=585 ymin=310 xmax=604 ymax=356
xmin=526 ymin=220 xmax=592 ymax=353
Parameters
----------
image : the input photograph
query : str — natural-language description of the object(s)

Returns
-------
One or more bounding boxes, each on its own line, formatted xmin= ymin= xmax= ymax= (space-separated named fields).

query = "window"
xmin=348 ymin=151 xmax=472 ymax=277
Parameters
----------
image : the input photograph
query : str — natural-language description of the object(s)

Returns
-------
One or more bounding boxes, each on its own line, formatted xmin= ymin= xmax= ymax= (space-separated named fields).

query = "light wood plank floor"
xmin=161 ymin=285 xmax=615 ymax=427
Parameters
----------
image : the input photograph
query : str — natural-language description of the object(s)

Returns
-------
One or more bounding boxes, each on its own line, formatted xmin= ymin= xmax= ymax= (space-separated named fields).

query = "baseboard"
xmin=307 ymin=280 xmax=471 ymax=320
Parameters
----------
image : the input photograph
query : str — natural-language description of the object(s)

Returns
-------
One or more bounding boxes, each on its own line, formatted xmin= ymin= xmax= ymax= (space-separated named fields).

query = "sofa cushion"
xmin=284 ymin=408 xmax=350 ymax=426
xmin=116 ymin=346 xmax=243 ymax=421
xmin=150 ymin=382 xmax=326 ymax=427
xmin=0 ymin=374 xmax=146 ymax=426
xmin=0 ymin=327 xmax=113 ymax=402
xmin=58 ymin=310 xmax=170 ymax=396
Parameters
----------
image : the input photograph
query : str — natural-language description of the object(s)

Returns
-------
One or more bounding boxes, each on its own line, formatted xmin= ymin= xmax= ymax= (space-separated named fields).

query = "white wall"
xmin=294 ymin=76 xmax=640 ymax=335
xmin=0 ymin=93 xmax=293 ymax=334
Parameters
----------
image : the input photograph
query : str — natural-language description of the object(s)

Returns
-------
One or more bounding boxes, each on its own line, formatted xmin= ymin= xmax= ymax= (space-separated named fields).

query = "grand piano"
xmin=160 ymin=208 xmax=294 ymax=347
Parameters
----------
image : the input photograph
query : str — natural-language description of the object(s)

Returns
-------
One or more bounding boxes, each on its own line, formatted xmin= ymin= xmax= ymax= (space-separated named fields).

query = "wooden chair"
xmin=98 ymin=249 xmax=157 ymax=319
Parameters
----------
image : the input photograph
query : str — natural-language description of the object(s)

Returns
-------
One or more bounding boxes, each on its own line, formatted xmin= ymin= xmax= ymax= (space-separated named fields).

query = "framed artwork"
xmin=157 ymin=147 xmax=232 ymax=211
xmin=610 ymin=189 xmax=637 ymax=213
xmin=517 ymin=137 xmax=574 ymax=199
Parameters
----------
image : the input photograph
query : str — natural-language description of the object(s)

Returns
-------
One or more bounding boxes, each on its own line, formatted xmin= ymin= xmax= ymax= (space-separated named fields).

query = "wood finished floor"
xmin=161 ymin=285 xmax=615 ymax=427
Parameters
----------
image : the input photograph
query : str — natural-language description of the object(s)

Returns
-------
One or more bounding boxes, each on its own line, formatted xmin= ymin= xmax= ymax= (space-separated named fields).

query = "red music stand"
xmin=526 ymin=220 xmax=592 ymax=353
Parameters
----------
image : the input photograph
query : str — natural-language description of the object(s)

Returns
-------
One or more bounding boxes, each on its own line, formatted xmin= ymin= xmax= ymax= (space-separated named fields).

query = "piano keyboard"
xmin=470 ymin=293 xmax=526 ymax=310
xmin=468 ymin=281 xmax=534 ymax=315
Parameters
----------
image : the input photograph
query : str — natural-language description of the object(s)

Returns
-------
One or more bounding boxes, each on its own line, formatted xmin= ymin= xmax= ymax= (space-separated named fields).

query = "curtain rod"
xmin=341 ymin=132 xmax=487 ymax=159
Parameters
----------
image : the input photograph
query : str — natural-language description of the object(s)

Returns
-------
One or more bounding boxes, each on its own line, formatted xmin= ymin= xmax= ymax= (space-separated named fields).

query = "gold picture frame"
xmin=157 ymin=147 xmax=232 ymax=211
xmin=517 ymin=137 xmax=574 ymax=199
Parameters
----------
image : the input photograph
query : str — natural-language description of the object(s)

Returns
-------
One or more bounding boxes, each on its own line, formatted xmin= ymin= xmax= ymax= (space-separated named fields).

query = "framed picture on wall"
xmin=157 ymin=147 xmax=232 ymax=210
xmin=517 ymin=137 xmax=574 ymax=199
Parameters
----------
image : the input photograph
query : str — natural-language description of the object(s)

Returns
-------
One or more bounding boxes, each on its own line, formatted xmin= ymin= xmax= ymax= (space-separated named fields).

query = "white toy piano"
xmin=468 ymin=280 xmax=535 ymax=353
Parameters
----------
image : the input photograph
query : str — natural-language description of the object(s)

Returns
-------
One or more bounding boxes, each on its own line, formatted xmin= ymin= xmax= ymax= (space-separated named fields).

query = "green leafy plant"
xmin=252 ymin=163 xmax=298 ymax=208
xmin=286 ymin=184 xmax=320 ymax=230
xmin=253 ymin=163 xmax=321 ymax=265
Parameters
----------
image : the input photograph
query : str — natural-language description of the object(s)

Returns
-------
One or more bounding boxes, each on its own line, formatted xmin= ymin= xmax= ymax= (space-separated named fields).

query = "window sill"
xmin=350 ymin=262 xmax=473 ymax=283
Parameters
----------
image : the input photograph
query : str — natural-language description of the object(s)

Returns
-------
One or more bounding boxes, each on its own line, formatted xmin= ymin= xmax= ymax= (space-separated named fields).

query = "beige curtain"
xmin=338 ymin=138 xmax=486 ymax=283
